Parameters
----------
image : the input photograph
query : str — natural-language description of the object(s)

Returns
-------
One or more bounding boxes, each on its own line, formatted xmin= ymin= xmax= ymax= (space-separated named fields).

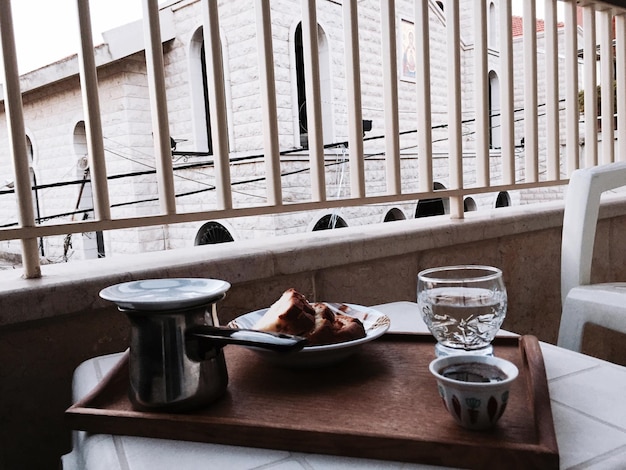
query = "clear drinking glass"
xmin=417 ymin=265 xmax=507 ymax=357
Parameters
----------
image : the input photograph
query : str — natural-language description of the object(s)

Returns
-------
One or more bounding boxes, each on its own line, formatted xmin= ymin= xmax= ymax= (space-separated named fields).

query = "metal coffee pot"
xmin=100 ymin=278 xmax=304 ymax=412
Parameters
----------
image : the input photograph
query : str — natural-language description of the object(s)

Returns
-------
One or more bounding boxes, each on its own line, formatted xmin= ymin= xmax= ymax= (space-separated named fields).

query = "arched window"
xmin=199 ymin=40 xmax=213 ymax=154
xmin=312 ymin=213 xmax=348 ymax=231
xmin=189 ymin=27 xmax=228 ymax=155
xmin=26 ymin=135 xmax=35 ymax=195
xmin=383 ymin=208 xmax=406 ymax=222
xmin=294 ymin=22 xmax=332 ymax=148
xmin=488 ymin=2 xmax=497 ymax=48
xmin=25 ymin=136 xmax=37 ymax=222
xmin=26 ymin=135 xmax=44 ymax=256
xmin=495 ymin=191 xmax=511 ymax=208
xmin=73 ymin=121 xmax=89 ymax=177
xmin=415 ymin=182 xmax=449 ymax=218
xmin=488 ymin=70 xmax=501 ymax=149
xmin=73 ymin=121 xmax=105 ymax=259
xmin=194 ymin=221 xmax=235 ymax=245
xmin=464 ymin=197 xmax=477 ymax=212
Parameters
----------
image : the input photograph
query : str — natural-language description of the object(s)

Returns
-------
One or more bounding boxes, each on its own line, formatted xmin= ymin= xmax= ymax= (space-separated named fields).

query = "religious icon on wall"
xmin=400 ymin=18 xmax=416 ymax=82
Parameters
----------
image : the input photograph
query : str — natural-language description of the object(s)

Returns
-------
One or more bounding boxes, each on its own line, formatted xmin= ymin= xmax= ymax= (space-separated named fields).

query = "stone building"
xmin=0 ymin=0 xmax=579 ymax=263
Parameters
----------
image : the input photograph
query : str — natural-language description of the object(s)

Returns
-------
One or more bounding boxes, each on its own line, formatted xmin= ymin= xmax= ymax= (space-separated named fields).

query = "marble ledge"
xmin=1 ymin=198 xmax=621 ymax=330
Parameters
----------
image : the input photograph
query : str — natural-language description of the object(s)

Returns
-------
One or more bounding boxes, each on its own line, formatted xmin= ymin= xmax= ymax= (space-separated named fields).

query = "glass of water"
xmin=417 ymin=265 xmax=507 ymax=357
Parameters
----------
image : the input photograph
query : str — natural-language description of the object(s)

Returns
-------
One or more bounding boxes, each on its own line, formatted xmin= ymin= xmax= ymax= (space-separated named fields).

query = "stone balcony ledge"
xmin=0 ymin=198 xmax=572 ymax=330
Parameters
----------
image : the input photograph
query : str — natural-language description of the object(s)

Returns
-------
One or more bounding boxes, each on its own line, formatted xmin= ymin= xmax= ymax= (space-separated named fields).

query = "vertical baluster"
xmin=474 ymin=0 xmax=489 ymax=187
xmin=414 ymin=0 xmax=433 ymax=193
xmin=380 ymin=0 xmax=400 ymax=195
xmin=523 ymin=0 xmax=538 ymax=182
xmin=583 ymin=5 xmax=598 ymax=168
xmin=301 ymin=0 xmax=326 ymax=202
xmin=544 ymin=0 xmax=560 ymax=179
xmin=599 ymin=9 xmax=615 ymax=164
xmin=0 ymin=0 xmax=40 ymax=278
xmin=142 ymin=0 xmax=176 ymax=214
xmin=616 ymin=14 xmax=626 ymax=162
xmin=564 ymin=0 xmax=580 ymax=175
xmin=75 ymin=0 xmax=111 ymax=220
xmin=446 ymin=0 xmax=463 ymax=218
xmin=499 ymin=0 xmax=515 ymax=184
xmin=255 ymin=0 xmax=282 ymax=206
xmin=201 ymin=0 xmax=232 ymax=209
xmin=343 ymin=0 xmax=365 ymax=198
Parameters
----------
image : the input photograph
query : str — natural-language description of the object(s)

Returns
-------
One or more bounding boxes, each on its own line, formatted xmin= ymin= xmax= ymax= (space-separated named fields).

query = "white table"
xmin=62 ymin=302 xmax=626 ymax=469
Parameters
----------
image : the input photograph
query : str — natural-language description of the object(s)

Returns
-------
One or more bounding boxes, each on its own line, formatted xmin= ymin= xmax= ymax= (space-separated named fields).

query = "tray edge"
xmin=64 ymin=333 xmax=560 ymax=469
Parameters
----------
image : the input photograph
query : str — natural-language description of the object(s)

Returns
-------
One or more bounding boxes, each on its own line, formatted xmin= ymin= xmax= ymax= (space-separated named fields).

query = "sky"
xmin=512 ymin=0 xmax=564 ymax=19
xmin=4 ymin=0 xmax=561 ymax=77
xmin=8 ymin=0 xmax=144 ymax=75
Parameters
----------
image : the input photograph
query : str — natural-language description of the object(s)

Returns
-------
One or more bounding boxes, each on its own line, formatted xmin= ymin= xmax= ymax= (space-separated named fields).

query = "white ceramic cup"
xmin=429 ymin=354 xmax=519 ymax=431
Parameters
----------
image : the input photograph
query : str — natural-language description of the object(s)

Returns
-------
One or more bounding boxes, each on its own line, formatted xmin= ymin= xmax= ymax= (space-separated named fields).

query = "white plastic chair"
xmin=558 ymin=162 xmax=626 ymax=352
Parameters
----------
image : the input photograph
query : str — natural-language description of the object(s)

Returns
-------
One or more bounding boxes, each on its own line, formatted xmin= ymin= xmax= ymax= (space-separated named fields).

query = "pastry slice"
xmin=253 ymin=288 xmax=315 ymax=336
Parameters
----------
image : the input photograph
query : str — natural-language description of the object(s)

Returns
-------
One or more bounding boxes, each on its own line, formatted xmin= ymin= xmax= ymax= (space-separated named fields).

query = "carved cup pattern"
xmin=445 ymin=391 xmax=509 ymax=427
xmin=437 ymin=380 xmax=511 ymax=429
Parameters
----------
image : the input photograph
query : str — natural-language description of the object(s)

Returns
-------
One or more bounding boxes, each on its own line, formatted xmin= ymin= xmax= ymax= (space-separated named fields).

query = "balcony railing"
xmin=1 ymin=0 xmax=626 ymax=278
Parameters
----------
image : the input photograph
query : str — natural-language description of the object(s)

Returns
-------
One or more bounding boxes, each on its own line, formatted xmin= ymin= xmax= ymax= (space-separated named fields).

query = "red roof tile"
xmin=512 ymin=15 xmax=565 ymax=37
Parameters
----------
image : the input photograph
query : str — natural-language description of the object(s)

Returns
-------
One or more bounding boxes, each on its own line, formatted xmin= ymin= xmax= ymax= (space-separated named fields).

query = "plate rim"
xmin=227 ymin=302 xmax=390 ymax=352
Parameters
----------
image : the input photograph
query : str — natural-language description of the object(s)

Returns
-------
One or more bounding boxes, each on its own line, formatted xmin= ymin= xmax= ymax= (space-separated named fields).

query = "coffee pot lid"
xmin=99 ymin=278 xmax=231 ymax=311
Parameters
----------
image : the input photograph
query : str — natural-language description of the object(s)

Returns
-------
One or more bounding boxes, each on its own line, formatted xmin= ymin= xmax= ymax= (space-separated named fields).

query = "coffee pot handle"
xmin=186 ymin=325 xmax=307 ymax=353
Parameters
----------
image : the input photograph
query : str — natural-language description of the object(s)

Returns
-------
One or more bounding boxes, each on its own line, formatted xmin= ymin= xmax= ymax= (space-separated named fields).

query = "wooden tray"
xmin=65 ymin=334 xmax=559 ymax=469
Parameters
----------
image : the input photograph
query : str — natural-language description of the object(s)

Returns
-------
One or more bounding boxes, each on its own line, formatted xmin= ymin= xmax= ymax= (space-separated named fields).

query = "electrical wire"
xmin=0 ymin=97 xmax=575 ymax=228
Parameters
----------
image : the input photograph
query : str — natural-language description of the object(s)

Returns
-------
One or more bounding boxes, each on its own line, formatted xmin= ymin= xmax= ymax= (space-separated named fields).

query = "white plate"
xmin=227 ymin=303 xmax=390 ymax=368
xmin=99 ymin=278 xmax=231 ymax=311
